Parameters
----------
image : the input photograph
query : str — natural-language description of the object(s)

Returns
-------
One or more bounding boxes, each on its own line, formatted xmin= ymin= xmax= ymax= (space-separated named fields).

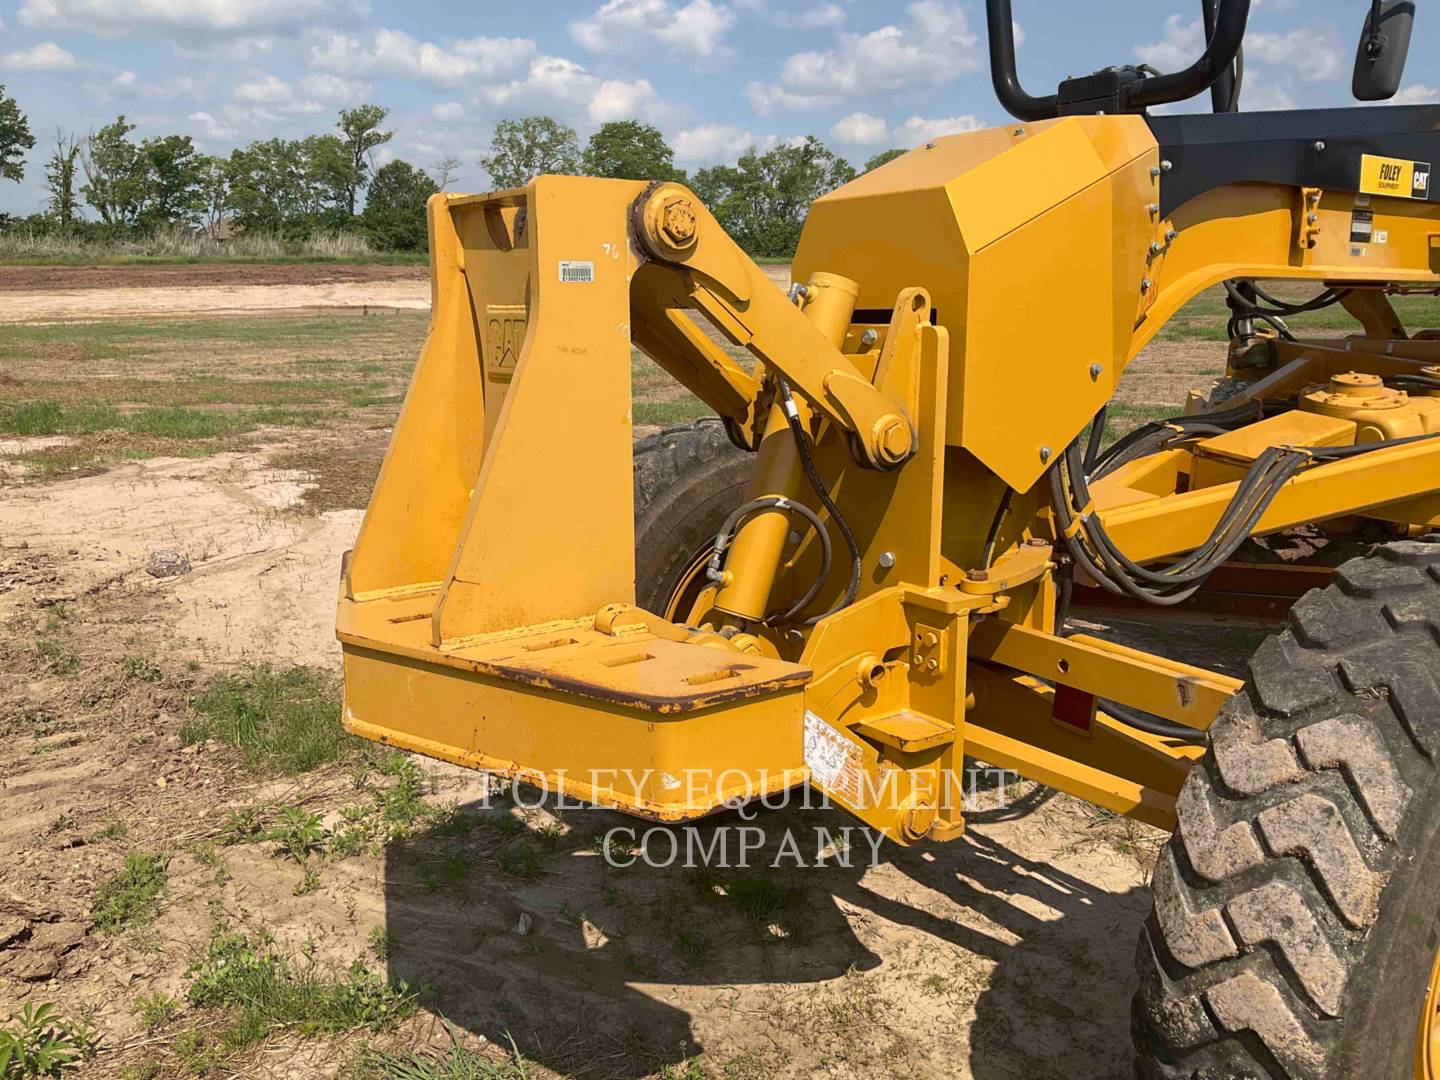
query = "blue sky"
xmin=0 ymin=0 xmax=1435 ymax=214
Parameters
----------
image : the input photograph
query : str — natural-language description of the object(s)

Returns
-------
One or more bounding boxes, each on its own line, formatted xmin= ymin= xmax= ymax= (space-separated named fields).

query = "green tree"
xmin=196 ymin=155 xmax=228 ymax=236
xmin=581 ymin=120 xmax=684 ymax=182
xmin=0 ymin=85 xmax=34 ymax=183
xmin=481 ymin=116 xmax=579 ymax=188
xmin=299 ymin=133 xmax=355 ymax=224
xmin=691 ymin=136 xmax=857 ymax=258
xmin=336 ymin=105 xmax=391 ymax=215
xmin=863 ymin=148 xmax=906 ymax=172
xmin=43 ymin=132 xmax=81 ymax=225
xmin=362 ymin=159 xmax=438 ymax=251
xmin=138 ymin=133 xmax=204 ymax=225
xmin=80 ymin=117 xmax=148 ymax=227
xmin=225 ymin=138 xmax=308 ymax=233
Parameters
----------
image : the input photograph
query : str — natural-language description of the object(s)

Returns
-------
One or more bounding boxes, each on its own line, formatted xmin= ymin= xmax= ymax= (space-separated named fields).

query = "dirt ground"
xmin=0 ymin=268 xmax=1278 ymax=1078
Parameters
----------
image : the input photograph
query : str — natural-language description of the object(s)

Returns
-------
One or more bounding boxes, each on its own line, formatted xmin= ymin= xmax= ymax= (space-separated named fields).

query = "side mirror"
xmin=1353 ymin=0 xmax=1415 ymax=101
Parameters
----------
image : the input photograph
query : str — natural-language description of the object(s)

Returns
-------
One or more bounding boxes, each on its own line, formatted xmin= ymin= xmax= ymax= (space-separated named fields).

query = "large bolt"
xmin=859 ymin=328 xmax=878 ymax=349
xmin=874 ymin=416 xmax=912 ymax=464
xmin=660 ymin=197 xmax=697 ymax=247
xmin=877 ymin=550 xmax=896 ymax=569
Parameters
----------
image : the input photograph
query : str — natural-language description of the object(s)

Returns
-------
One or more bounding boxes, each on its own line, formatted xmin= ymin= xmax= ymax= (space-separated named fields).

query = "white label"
xmin=1374 ymin=229 xmax=1389 ymax=244
xmin=558 ymin=260 xmax=594 ymax=283
xmin=803 ymin=711 xmax=864 ymax=805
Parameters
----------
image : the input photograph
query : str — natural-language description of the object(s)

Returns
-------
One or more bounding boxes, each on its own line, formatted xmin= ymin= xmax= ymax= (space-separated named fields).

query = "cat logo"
xmin=485 ymin=304 xmax=527 ymax=382
xmin=1360 ymin=154 xmax=1433 ymax=200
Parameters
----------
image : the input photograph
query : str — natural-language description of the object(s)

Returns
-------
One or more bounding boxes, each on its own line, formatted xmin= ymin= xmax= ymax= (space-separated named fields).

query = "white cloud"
xmin=570 ymin=0 xmax=734 ymax=61
xmin=771 ymin=3 xmax=844 ymax=30
xmin=757 ymin=0 xmax=980 ymax=113
xmin=19 ymin=0 xmax=366 ymax=37
xmin=231 ymin=71 xmax=364 ymax=115
xmin=188 ymin=110 xmax=237 ymax=141
xmin=894 ymin=114 xmax=984 ymax=145
xmin=432 ymin=101 xmax=465 ymax=121
xmin=744 ymin=81 xmax=836 ymax=115
xmin=672 ymin=122 xmax=773 ymax=163
xmin=1134 ymin=14 xmax=1202 ymax=71
xmin=298 ymin=73 xmax=368 ymax=102
xmin=234 ymin=73 xmax=292 ymax=104
xmin=1247 ymin=28 xmax=1341 ymax=82
xmin=112 ymin=70 xmax=209 ymax=98
xmin=830 ymin=112 xmax=888 ymax=145
xmin=308 ymin=29 xmax=535 ymax=86
xmin=1 ymin=41 xmax=77 ymax=70
xmin=479 ymin=55 xmax=665 ymax=125
xmin=1392 ymin=84 xmax=1440 ymax=105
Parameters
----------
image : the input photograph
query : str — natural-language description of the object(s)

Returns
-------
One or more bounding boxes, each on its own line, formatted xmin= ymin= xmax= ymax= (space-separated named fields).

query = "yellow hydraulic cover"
xmin=794 ymin=115 xmax=1159 ymax=491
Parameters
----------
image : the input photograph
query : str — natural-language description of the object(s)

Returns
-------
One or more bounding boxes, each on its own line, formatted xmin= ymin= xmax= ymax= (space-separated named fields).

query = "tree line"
xmin=0 ymin=84 xmax=907 ymax=257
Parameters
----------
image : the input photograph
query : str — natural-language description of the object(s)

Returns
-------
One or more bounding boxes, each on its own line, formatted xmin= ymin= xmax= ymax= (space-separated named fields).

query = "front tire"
xmin=1134 ymin=537 xmax=1440 ymax=1078
xmin=632 ymin=419 xmax=749 ymax=619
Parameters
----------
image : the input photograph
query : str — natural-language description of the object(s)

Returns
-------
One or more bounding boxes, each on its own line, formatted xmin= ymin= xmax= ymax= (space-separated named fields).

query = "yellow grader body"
xmin=337 ymin=111 xmax=1440 ymax=841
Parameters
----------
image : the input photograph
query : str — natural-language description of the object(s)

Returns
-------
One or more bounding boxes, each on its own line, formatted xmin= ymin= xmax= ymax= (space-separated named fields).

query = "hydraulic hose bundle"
xmin=1050 ymin=402 xmax=1439 ymax=607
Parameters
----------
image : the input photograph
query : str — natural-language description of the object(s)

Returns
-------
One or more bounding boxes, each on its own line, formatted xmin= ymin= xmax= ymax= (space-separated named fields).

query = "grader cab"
xmin=340 ymin=1 xmax=1440 ymax=1075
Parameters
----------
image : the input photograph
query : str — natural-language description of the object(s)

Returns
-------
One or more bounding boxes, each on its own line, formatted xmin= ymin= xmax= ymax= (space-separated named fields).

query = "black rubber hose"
xmin=980 ymin=488 xmax=1014 ymax=570
xmin=1101 ymin=699 xmax=1208 ymax=745
xmin=775 ymin=378 xmax=863 ymax=625
xmin=708 ymin=496 xmax=832 ymax=627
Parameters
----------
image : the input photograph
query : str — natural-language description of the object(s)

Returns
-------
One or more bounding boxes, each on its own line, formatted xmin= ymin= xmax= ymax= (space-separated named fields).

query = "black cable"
xmin=774 ymin=377 xmax=862 ymax=625
xmin=707 ymin=496 xmax=832 ymax=627
xmin=980 ymin=488 xmax=1014 ymax=571
xmin=1101 ymin=700 xmax=1208 ymax=745
xmin=1083 ymin=405 xmax=1108 ymax=473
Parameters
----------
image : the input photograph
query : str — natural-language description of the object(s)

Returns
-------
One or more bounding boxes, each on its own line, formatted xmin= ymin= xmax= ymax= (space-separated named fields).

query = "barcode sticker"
xmin=558 ymin=260 xmax=594 ymax=283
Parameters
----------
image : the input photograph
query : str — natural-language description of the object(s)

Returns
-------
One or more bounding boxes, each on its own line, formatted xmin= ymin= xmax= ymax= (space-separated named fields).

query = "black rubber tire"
xmin=632 ymin=419 xmax=749 ymax=618
xmin=1133 ymin=536 xmax=1440 ymax=1078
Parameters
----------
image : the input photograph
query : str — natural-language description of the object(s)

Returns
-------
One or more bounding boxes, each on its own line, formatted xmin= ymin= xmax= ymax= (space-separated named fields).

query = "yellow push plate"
xmin=1360 ymin=154 xmax=1432 ymax=200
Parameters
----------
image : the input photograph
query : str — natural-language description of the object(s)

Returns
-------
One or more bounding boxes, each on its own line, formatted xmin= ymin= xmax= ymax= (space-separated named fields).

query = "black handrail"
xmin=1131 ymin=0 xmax=1252 ymax=108
xmin=986 ymin=0 xmax=1253 ymax=119
xmin=985 ymin=0 xmax=1058 ymax=120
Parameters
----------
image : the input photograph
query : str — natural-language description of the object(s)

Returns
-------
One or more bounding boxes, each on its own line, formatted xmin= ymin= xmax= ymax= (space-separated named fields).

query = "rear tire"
xmin=1133 ymin=537 xmax=1440 ymax=1078
xmin=632 ymin=419 xmax=749 ymax=619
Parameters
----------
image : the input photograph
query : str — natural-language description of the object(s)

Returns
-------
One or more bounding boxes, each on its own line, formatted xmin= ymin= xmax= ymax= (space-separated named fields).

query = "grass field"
xmin=1 ymin=283 xmax=1382 ymax=484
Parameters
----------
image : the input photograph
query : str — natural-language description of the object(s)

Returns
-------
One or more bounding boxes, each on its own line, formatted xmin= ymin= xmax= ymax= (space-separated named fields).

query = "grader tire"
xmin=1133 ymin=537 xmax=1440 ymax=1078
xmin=632 ymin=418 xmax=749 ymax=618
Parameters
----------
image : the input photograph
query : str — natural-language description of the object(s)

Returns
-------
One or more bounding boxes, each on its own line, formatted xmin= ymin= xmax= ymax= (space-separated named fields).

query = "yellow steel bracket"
xmin=632 ymin=182 xmax=918 ymax=470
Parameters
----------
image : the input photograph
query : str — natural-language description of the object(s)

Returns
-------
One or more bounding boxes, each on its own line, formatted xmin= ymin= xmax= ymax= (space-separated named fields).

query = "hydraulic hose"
xmin=773 ymin=377 xmax=863 ymax=625
xmin=707 ymin=496 xmax=832 ymax=627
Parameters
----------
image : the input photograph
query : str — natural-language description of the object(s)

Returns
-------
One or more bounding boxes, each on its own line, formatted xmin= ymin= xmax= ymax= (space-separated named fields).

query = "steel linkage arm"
xmin=629 ymin=182 xmax=918 ymax=471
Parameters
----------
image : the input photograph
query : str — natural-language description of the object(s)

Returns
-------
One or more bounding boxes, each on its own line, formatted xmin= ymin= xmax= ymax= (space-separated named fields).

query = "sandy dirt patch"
xmin=0 ymin=447 xmax=1277 ymax=1078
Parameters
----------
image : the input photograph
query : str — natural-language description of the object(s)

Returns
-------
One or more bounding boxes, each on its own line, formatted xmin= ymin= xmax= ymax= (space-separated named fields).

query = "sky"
xmin=0 ymin=0 xmax=1436 ymax=215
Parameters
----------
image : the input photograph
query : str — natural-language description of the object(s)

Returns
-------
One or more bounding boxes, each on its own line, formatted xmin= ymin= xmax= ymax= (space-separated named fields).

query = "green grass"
xmin=179 ymin=929 xmax=414 ymax=1065
xmin=1154 ymin=285 xmax=1439 ymax=342
xmin=355 ymin=1030 xmax=534 ymax=1080
xmin=0 ymin=253 xmax=428 ymax=268
xmin=0 ymin=400 xmax=324 ymax=439
xmin=91 ymin=852 xmax=167 ymax=932
xmin=180 ymin=665 xmax=357 ymax=776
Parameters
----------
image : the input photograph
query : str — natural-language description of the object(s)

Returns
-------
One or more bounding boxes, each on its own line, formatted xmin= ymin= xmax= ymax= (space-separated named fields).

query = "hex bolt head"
xmin=787 ymin=530 xmax=802 ymax=545
xmin=1307 ymin=213 xmax=1319 ymax=224
xmin=859 ymin=328 xmax=878 ymax=349
xmin=877 ymin=550 xmax=896 ymax=569
xmin=1160 ymin=159 xmax=1173 ymax=171
xmin=968 ymin=569 xmax=990 ymax=582
xmin=874 ymin=416 xmax=912 ymax=464
xmin=1140 ymin=277 xmax=1152 ymax=292
xmin=1089 ymin=362 xmax=1103 ymax=381
xmin=659 ymin=197 xmax=698 ymax=246
xmin=1039 ymin=445 xmax=1052 ymax=463
xmin=1313 ymin=140 xmax=1326 ymax=152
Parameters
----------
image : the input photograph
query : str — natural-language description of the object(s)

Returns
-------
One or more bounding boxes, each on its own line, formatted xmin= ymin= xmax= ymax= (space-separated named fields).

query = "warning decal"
xmin=803 ymin=711 xmax=865 ymax=807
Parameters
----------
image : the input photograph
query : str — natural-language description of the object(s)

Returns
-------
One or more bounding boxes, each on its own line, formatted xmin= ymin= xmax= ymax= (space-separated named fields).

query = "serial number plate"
xmin=1360 ymin=154 xmax=1431 ymax=200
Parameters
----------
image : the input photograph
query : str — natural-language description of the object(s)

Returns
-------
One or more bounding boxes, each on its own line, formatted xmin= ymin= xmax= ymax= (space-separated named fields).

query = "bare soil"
xmin=0 ymin=270 xmax=1278 ymax=1079
xmin=0 ymin=263 xmax=425 ymax=293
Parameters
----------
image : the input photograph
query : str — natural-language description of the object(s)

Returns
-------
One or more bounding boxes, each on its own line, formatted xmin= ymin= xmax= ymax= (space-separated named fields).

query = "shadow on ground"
xmin=384 ymin=779 xmax=1154 ymax=1079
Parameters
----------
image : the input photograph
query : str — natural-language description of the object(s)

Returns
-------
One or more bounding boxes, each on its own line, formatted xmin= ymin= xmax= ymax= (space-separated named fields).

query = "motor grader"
xmin=338 ymin=1 xmax=1440 ymax=1075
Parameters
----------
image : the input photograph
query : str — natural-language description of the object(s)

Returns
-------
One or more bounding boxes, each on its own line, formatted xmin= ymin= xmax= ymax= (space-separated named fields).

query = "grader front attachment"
xmin=339 ymin=108 xmax=1440 ymax=846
